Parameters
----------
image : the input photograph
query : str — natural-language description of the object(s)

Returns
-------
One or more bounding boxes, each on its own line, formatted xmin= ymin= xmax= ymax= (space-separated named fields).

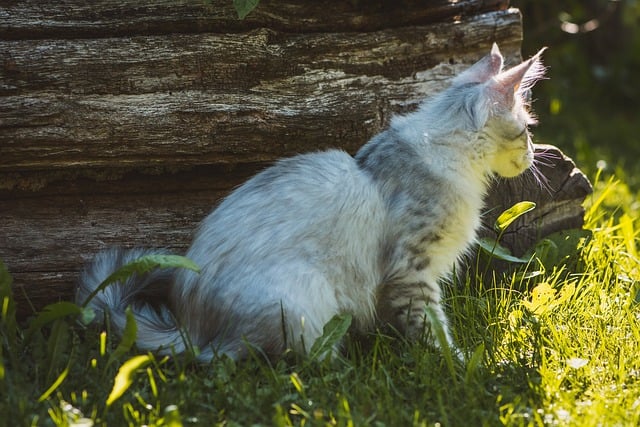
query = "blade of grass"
xmin=38 ymin=366 xmax=69 ymax=402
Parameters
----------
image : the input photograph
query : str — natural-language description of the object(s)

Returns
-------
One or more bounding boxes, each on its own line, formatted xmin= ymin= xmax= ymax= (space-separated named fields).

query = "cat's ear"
xmin=453 ymin=43 xmax=504 ymax=85
xmin=488 ymin=47 xmax=547 ymax=108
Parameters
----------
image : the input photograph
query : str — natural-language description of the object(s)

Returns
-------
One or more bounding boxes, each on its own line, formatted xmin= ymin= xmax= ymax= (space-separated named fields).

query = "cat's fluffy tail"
xmin=76 ymin=247 xmax=189 ymax=356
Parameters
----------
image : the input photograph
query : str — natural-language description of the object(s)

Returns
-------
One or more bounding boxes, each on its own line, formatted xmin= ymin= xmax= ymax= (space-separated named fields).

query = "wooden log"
xmin=0 ymin=0 xmax=509 ymax=38
xmin=0 ymin=1 xmax=592 ymax=319
xmin=2 ymin=147 xmax=592 ymax=319
xmin=1 ymin=9 xmax=523 ymax=187
xmin=2 ymin=164 xmax=259 ymax=318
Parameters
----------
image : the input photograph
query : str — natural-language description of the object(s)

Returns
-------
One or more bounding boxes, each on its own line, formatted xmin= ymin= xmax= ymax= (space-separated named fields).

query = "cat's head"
xmin=455 ymin=44 xmax=546 ymax=178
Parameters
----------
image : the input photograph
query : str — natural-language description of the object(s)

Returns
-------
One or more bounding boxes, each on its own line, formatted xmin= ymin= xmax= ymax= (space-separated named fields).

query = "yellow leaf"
xmin=106 ymin=354 xmax=152 ymax=407
xmin=290 ymin=372 xmax=304 ymax=394
xmin=495 ymin=201 xmax=536 ymax=233
xmin=522 ymin=282 xmax=556 ymax=315
xmin=556 ymin=282 xmax=576 ymax=306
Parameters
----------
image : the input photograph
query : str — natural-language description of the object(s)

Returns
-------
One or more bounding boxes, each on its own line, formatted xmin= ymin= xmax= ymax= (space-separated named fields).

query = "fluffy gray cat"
xmin=77 ymin=44 xmax=546 ymax=361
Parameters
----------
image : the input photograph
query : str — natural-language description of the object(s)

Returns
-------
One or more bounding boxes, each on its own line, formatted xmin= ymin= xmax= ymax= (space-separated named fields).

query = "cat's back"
xmin=185 ymin=149 xmax=385 ymax=277
xmin=216 ymin=149 xmax=378 ymax=224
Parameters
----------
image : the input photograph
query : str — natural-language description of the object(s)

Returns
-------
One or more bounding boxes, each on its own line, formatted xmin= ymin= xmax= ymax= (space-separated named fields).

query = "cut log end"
xmin=481 ymin=144 xmax=593 ymax=257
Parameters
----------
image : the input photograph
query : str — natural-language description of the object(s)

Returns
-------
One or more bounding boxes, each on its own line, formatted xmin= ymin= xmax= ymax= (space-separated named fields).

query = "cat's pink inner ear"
xmin=490 ymin=54 xmax=543 ymax=106
xmin=454 ymin=44 xmax=504 ymax=85
xmin=496 ymin=60 xmax=532 ymax=91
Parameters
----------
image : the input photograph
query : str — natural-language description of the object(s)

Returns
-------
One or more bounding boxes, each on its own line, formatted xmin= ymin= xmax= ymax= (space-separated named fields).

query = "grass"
xmin=1 ymin=172 xmax=639 ymax=427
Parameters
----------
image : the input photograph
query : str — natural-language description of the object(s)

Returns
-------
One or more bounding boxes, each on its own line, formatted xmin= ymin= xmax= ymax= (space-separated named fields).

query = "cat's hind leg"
xmin=269 ymin=271 xmax=345 ymax=358
xmin=377 ymin=278 xmax=456 ymax=353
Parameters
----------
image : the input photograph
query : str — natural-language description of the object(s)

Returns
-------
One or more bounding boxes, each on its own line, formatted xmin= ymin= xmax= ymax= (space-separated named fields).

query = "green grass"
xmin=1 ymin=174 xmax=639 ymax=427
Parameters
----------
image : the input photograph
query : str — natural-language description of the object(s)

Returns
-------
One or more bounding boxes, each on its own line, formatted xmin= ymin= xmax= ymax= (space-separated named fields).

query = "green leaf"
xmin=309 ymin=314 xmax=352 ymax=360
xmin=233 ymin=0 xmax=259 ymax=19
xmin=464 ymin=343 xmax=485 ymax=385
xmin=81 ymin=254 xmax=200 ymax=307
xmin=477 ymin=237 xmax=532 ymax=264
xmin=633 ymin=284 xmax=640 ymax=305
xmin=495 ymin=201 xmax=536 ymax=233
xmin=106 ymin=354 xmax=153 ymax=407
xmin=423 ymin=307 xmax=458 ymax=382
xmin=79 ymin=306 xmax=96 ymax=325
xmin=532 ymin=228 xmax=592 ymax=269
xmin=107 ymin=307 xmax=138 ymax=367
xmin=534 ymin=239 xmax=559 ymax=267
xmin=45 ymin=319 xmax=71 ymax=384
xmin=25 ymin=302 xmax=82 ymax=341
xmin=619 ymin=213 xmax=637 ymax=258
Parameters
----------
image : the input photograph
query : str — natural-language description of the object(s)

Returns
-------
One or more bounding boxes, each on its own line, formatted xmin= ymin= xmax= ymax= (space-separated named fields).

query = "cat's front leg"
xmin=377 ymin=278 xmax=456 ymax=353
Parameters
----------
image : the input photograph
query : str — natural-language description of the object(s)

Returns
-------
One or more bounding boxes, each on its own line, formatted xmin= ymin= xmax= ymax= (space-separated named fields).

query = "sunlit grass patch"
xmin=480 ymin=174 xmax=640 ymax=426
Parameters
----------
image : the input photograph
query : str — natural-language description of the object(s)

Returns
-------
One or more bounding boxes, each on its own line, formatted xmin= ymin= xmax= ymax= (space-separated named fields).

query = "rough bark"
xmin=0 ymin=1 xmax=592 ymax=319
xmin=1 ymin=0 xmax=509 ymax=38
xmin=1 ymin=10 xmax=523 ymax=188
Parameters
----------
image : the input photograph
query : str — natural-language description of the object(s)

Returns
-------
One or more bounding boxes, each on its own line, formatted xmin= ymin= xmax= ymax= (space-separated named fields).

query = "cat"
xmin=76 ymin=43 xmax=546 ymax=362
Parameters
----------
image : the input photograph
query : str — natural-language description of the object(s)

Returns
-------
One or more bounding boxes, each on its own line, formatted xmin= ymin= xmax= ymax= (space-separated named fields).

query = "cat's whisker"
xmin=534 ymin=149 xmax=558 ymax=159
xmin=536 ymin=151 xmax=558 ymax=160
xmin=535 ymin=151 xmax=559 ymax=160
xmin=529 ymin=162 xmax=554 ymax=195
xmin=534 ymin=149 xmax=560 ymax=164
xmin=534 ymin=149 xmax=558 ymax=158
xmin=534 ymin=157 xmax=556 ymax=169
xmin=533 ymin=152 xmax=558 ymax=169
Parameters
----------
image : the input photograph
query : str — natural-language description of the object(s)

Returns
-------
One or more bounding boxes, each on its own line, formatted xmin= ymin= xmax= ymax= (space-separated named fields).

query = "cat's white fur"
xmin=77 ymin=44 xmax=546 ymax=361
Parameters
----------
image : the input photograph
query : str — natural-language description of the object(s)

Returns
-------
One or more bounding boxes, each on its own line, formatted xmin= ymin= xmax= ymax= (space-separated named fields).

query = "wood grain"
xmin=1 ymin=10 xmax=522 ymax=184
xmin=0 ymin=0 xmax=509 ymax=38
xmin=2 ymin=164 xmax=260 ymax=317
xmin=0 ymin=1 xmax=592 ymax=319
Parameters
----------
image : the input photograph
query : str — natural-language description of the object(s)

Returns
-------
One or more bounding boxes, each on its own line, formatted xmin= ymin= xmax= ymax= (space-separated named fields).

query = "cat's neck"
xmin=390 ymin=109 xmax=493 ymax=195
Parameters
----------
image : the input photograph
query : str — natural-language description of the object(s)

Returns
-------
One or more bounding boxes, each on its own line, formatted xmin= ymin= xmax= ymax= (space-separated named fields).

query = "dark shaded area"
xmin=514 ymin=0 xmax=640 ymax=187
xmin=0 ymin=0 xmax=508 ymax=39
